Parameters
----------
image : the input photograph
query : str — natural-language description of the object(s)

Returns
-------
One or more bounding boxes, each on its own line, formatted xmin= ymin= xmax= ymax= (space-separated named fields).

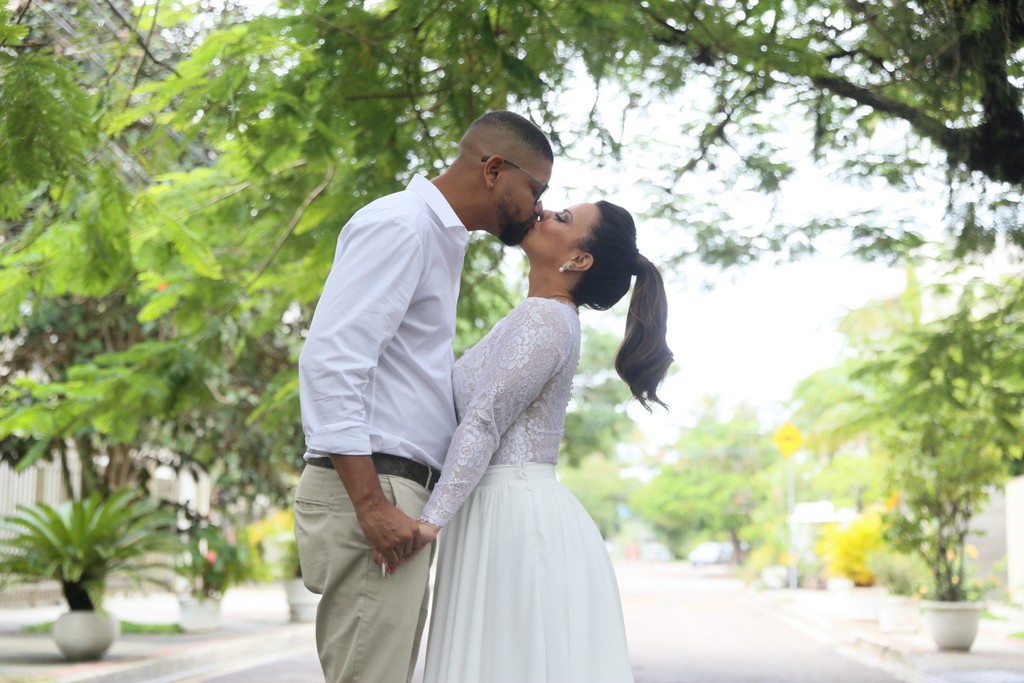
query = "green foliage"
xmin=0 ymin=489 xmax=182 ymax=610
xmin=867 ymin=549 xmax=930 ymax=597
xmin=631 ymin=401 xmax=772 ymax=555
xmin=0 ymin=51 xmax=95 ymax=201
xmin=558 ymin=455 xmax=637 ymax=540
xmin=4 ymin=0 xmax=1024 ymax=514
xmin=562 ymin=327 xmax=637 ymax=466
xmin=816 ymin=513 xmax=885 ymax=586
xmin=843 ymin=277 xmax=1022 ymax=601
xmin=22 ymin=619 xmax=182 ymax=634
xmin=246 ymin=508 xmax=300 ymax=581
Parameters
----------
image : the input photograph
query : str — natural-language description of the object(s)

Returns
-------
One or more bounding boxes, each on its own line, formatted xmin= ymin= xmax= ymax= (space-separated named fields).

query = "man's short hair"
xmin=465 ymin=111 xmax=553 ymax=163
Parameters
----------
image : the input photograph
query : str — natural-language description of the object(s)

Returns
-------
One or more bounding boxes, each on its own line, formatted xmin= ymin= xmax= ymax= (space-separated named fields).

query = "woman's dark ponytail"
xmin=614 ymin=254 xmax=673 ymax=411
xmin=572 ymin=202 xmax=673 ymax=411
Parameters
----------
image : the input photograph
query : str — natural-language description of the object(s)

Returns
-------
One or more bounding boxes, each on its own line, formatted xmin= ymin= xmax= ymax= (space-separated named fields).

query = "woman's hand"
xmin=416 ymin=520 xmax=440 ymax=547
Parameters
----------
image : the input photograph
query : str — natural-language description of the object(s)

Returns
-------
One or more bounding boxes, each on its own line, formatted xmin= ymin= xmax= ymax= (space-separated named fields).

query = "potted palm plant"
xmin=0 ymin=488 xmax=181 ymax=660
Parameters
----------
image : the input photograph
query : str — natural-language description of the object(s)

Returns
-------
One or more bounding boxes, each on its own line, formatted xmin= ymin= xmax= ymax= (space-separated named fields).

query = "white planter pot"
xmin=845 ymin=586 xmax=887 ymax=622
xmin=284 ymin=578 xmax=320 ymax=623
xmin=878 ymin=595 xmax=920 ymax=634
xmin=179 ymin=596 xmax=222 ymax=632
xmin=826 ymin=577 xmax=855 ymax=591
xmin=52 ymin=610 xmax=120 ymax=661
xmin=922 ymin=600 xmax=983 ymax=651
xmin=760 ymin=565 xmax=788 ymax=589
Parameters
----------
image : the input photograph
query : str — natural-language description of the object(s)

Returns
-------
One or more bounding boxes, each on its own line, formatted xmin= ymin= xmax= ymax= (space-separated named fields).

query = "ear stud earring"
xmin=558 ymin=262 xmax=575 ymax=273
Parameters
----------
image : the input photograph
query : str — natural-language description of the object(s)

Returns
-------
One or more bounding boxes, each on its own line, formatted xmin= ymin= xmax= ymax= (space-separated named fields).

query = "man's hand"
xmin=374 ymin=520 xmax=439 ymax=575
xmin=329 ymin=454 xmax=420 ymax=567
xmin=356 ymin=499 xmax=421 ymax=567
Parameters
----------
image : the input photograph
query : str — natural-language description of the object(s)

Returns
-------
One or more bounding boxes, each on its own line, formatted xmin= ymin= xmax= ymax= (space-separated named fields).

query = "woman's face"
xmin=521 ymin=203 xmax=599 ymax=268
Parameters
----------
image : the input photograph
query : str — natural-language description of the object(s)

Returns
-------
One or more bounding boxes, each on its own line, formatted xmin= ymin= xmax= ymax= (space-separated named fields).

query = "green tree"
xmin=5 ymin=0 xmax=1023 ymax=506
xmin=562 ymin=327 xmax=637 ymax=466
xmin=0 ymin=1 xmax=518 ymax=500
xmin=631 ymin=400 xmax=773 ymax=558
xmin=852 ymin=278 xmax=1023 ymax=600
xmin=616 ymin=0 xmax=1024 ymax=262
xmin=558 ymin=455 xmax=637 ymax=540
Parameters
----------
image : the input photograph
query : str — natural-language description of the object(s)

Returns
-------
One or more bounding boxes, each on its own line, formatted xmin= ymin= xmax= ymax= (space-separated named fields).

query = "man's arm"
xmin=330 ymin=455 xmax=420 ymax=567
xmin=300 ymin=211 xmax=424 ymax=565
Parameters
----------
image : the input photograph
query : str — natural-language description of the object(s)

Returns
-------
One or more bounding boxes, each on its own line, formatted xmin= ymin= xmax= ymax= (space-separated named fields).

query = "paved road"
xmin=183 ymin=563 xmax=909 ymax=683
xmin=616 ymin=564 xmax=905 ymax=683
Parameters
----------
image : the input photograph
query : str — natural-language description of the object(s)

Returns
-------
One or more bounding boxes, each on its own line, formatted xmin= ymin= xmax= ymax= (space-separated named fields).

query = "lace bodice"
xmin=419 ymin=297 xmax=580 ymax=528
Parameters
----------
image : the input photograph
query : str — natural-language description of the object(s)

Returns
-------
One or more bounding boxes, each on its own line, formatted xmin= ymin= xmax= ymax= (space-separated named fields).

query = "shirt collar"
xmin=408 ymin=175 xmax=465 ymax=232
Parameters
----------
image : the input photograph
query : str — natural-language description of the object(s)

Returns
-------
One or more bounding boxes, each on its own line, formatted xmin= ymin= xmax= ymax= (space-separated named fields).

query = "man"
xmin=295 ymin=111 xmax=554 ymax=683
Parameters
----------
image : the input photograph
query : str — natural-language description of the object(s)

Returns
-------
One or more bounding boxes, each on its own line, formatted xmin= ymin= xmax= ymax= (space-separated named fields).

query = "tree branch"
xmin=101 ymin=0 xmax=180 ymax=77
xmin=243 ymin=162 xmax=336 ymax=297
xmin=811 ymin=74 xmax=958 ymax=147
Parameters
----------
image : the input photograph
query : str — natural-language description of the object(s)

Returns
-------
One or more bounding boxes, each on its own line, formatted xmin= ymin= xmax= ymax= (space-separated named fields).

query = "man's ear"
xmin=481 ymin=155 xmax=503 ymax=189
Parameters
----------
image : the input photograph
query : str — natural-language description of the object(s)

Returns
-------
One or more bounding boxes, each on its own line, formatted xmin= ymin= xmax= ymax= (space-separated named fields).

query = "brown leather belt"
xmin=306 ymin=452 xmax=440 ymax=491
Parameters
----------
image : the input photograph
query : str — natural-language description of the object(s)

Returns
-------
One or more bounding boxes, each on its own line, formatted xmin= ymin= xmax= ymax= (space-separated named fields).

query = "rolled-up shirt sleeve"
xmin=299 ymin=215 xmax=423 ymax=457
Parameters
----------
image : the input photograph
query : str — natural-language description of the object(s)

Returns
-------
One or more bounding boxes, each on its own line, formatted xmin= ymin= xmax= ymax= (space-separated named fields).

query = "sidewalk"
xmin=1 ymin=574 xmax=1023 ymax=683
xmin=0 ymin=586 xmax=313 ymax=683
xmin=753 ymin=585 xmax=1024 ymax=683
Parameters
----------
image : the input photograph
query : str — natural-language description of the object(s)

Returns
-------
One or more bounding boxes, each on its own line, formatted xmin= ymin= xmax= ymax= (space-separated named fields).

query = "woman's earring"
xmin=558 ymin=262 xmax=575 ymax=273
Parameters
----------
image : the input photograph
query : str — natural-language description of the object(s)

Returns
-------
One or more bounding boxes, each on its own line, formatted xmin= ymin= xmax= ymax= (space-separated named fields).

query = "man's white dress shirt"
xmin=299 ymin=175 xmax=469 ymax=471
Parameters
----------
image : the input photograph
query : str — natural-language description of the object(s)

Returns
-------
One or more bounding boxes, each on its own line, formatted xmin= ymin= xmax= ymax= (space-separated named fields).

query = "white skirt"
xmin=423 ymin=463 xmax=634 ymax=683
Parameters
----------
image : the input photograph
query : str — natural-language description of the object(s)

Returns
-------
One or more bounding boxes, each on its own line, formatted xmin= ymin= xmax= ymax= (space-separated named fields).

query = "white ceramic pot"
xmin=52 ymin=610 xmax=120 ymax=661
xmin=878 ymin=595 xmax=920 ymax=634
xmin=760 ymin=565 xmax=788 ymax=589
xmin=284 ymin=578 xmax=320 ymax=623
xmin=179 ymin=596 xmax=222 ymax=632
xmin=845 ymin=586 xmax=887 ymax=622
xmin=922 ymin=600 xmax=983 ymax=651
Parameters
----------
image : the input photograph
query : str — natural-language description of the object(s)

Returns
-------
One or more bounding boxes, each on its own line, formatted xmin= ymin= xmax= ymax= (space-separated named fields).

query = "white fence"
xmin=0 ymin=459 xmax=67 ymax=515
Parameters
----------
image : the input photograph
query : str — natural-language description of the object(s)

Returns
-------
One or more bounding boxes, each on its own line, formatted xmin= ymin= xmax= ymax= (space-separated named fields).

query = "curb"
xmin=3 ymin=622 xmax=314 ymax=683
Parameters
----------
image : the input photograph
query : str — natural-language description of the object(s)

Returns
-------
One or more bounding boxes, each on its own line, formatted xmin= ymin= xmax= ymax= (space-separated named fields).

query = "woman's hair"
xmin=571 ymin=201 xmax=674 ymax=411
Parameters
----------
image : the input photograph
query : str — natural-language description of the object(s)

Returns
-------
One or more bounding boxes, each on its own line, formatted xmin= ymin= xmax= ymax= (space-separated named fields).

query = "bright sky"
xmin=535 ymin=166 xmax=922 ymax=446
xmin=527 ymin=96 xmax=944 ymax=445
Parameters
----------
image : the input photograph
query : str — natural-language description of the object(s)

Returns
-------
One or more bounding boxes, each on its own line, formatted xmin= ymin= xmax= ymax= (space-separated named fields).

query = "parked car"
xmin=687 ymin=541 xmax=734 ymax=566
xmin=641 ymin=542 xmax=672 ymax=562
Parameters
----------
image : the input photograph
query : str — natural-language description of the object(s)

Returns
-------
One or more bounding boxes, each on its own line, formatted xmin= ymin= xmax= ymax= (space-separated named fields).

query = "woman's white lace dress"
xmin=420 ymin=297 xmax=633 ymax=683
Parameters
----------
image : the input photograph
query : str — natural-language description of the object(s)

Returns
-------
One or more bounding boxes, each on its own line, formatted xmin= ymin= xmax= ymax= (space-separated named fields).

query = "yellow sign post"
xmin=773 ymin=421 xmax=804 ymax=590
xmin=772 ymin=421 xmax=804 ymax=458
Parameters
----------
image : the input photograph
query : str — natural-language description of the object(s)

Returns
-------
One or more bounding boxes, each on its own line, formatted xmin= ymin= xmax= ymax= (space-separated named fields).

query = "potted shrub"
xmin=817 ymin=512 xmax=884 ymax=587
xmin=854 ymin=284 xmax=1017 ymax=651
xmin=177 ymin=516 xmax=255 ymax=632
xmin=879 ymin=415 xmax=1006 ymax=650
xmin=867 ymin=549 xmax=929 ymax=633
xmin=0 ymin=489 xmax=181 ymax=660
xmin=816 ymin=512 xmax=887 ymax=620
xmin=248 ymin=509 xmax=318 ymax=623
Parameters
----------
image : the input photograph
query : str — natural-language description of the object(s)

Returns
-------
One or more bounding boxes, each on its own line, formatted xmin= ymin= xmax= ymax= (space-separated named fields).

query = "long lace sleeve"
xmin=419 ymin=301 xmax=574 ymax=528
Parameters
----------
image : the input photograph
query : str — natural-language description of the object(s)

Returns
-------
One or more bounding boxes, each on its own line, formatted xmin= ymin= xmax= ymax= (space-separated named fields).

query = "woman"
xmin=399 ymin=201 xmax=671 ymax=683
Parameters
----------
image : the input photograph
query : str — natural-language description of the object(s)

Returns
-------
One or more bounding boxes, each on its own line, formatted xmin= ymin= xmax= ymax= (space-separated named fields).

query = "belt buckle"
xmin=424 ymin=468 xmax=436 ymax=491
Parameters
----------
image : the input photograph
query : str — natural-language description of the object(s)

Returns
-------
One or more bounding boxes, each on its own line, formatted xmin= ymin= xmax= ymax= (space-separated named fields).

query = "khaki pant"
xmin=294 ymin=465 xmax=434 ymax=683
